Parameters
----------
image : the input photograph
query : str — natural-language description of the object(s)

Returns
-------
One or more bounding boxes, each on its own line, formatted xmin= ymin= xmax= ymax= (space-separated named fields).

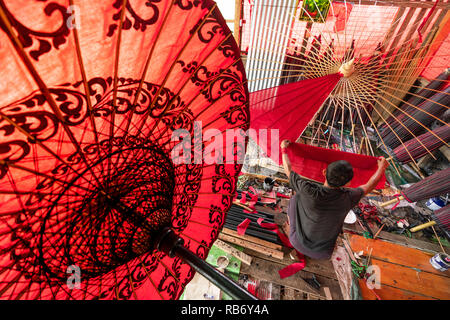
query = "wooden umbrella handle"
xmin=410 ymin=221 xmax=437 ymax=232
xmin=380 ymin=196 xmax=404 ymax=207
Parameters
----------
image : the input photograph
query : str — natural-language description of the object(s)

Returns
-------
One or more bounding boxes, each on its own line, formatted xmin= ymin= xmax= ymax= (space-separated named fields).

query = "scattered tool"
xmin=373 ymin=224 xmax=385 ymax=239
xmin=354 ymin=207 xmax=374 ymax=238
xmin=410 ymin=204 xmax=449 ymax=237
xmin=301 ymin=274 xmax=321 ymax=291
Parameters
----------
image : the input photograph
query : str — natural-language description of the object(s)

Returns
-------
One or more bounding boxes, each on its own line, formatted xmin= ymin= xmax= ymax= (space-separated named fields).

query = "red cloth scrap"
xmin=277 ymin=192 xmax=290 ymax=199
xmin=237 ymin=218 xmax=252 ymax=235
xmin=243 ymin=187 xmax=259 ymax=213
xmin=286 ymin=143 xmax=386 ymax=189
xmin=239 ymin=191 xmax=248 ymax=204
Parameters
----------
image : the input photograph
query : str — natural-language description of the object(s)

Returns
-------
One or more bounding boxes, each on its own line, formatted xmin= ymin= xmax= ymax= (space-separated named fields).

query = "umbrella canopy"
xmin=0 ymin=0 xmax=249 ymax=299
xmin=249 ymin=73 xmax=342 ymax=164
xmin=392 ymin=125 xmax=450 ymax=164
xmin=403 ymin=167 xmax=450 ymax=203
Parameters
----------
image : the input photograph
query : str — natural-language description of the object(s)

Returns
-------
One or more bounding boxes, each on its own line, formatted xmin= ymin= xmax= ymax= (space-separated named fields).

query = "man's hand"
xmin=281 ymin=140 xmax=291 ymax=178
xmin=377 ymin=157 xmax=389 ymax=171
xmin=281 ymin=139 xmax=291 ymax=149
xmin=359 ymin=157 xmax=389 ymax=195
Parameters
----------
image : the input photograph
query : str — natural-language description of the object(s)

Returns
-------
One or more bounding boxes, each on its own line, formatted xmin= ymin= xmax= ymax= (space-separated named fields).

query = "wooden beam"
xmin=343 ymin=223 xmax=448 ymax=253
xmin=213 ymin=239 xmax=253 ymax=266
xmin=323 ymin=287 xmax=333 ymax=300
xmin=242 ymin=246 xmax=339 ymax=280
xmin=240 ymin=256 xmax=343 ymax=299
xmin=348 ymin=234 xmax=450 ymax=277
xmin=418 ymin=10 xmax=450 ymax=78
xmin=358 ymin=279 xmax=436 ymax=300
xmin=242 ymin=172 xmax=289 ymax=184
xmin=218 ymin=232 xmax=284 ymax=260
xmin=234 ymin=0 xmax=242 ymax=46
xmin=369 ymin=258 xmax=450 ymax=299
xmin=403 ymin=1 xmax=433 ymax=43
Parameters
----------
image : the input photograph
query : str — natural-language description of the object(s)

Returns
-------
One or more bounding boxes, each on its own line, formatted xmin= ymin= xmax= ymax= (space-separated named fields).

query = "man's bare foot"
xmin=289 ymin=249 xmax=299 ymax=261
xmin=282 ymin=221 xmax=290 ymax=236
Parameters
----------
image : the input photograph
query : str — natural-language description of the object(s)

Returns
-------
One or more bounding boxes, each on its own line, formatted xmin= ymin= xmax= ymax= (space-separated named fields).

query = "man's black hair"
xmin=326 ymin=160 xmax=354 ymax=187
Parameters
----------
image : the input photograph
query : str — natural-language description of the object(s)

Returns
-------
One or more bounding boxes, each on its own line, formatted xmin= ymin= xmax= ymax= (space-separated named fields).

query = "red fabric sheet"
xmin=237 ymin=218 xmax=252 ymax=235
xmin=249 ymin=73 xmax=342 ymax=164
xmin=286 ymin=143 xmax=386 ymax=189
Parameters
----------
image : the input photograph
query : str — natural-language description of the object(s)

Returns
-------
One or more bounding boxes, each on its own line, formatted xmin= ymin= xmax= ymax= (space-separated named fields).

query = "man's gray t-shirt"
xmin=288 ymin=171 xmax=363 ymax=259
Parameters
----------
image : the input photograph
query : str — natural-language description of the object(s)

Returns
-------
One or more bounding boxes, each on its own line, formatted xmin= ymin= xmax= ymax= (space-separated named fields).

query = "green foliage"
xmin=300 ymin=0 xmax=331 ymax=23
xmin=305 ymin=0 xmax=330 ymax=13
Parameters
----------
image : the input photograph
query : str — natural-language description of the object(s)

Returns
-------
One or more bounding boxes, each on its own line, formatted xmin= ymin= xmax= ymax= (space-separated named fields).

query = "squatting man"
xmin=280 ymin=139 xmax=389 ymax=260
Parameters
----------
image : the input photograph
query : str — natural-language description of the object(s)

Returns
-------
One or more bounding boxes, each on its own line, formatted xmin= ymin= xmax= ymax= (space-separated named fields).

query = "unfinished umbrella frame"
xmin=244 ymin=0 xmax=449 ymax=178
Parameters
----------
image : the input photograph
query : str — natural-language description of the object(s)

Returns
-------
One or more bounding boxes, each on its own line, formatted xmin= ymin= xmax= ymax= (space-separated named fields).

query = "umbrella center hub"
xmin=40 ymin=143 xmax=176 ymax=280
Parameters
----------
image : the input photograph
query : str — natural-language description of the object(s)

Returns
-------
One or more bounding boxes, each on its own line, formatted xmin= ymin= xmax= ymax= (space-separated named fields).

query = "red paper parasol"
xmin=0 ymin=0 xmax=253 ymax=300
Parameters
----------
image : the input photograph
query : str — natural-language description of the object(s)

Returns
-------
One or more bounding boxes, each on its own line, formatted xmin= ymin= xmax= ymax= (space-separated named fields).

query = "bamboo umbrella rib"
xmin=135 ymin=4 xmax=219 ymax=137
xmin=354 ymin=105 xmax=376 ymax=156
xmin=253 ymin=35 xmax=326 ymax=79
xmin=124 ymin=264 xmax=138 ymax=300
xmin=123 ymin=1 xmax=177 ymax=136
xmin=68 ymin=0 xmax=102 ymax=166
xmin=113 ymin=33 xmax=235 ymax=171
xmin=0 ymin=112 xmax=103 ymax=192
xmin=248 ymin=72 xmax=305 ymax=82
xmin=358 ymin=47 xmax=449 ymax=72
xmin=348 ymin=81 xmax=403 ymax=176
xmin=288 ymin=10 xmax=341 ymax=66
xmin=352 ymin=74 xmax=450 ymax=146
xmin=154 ymin=253 xmax=187 ymax=290
xmin=144 ymin=34 xmax=237 ymax=143
xmin=350 ymin=77 xmax=432 ymax=167
xmin=244 ymin=19 xmax=449 ymax=77
xmin=326 ymin=94 xmax=340 ymax=148
xmin=136 ymin=8 xmax=225 ymax=140
xmin=372 ymin=79 xmax=450 ymax=115
xmin=311 ymin=101 xmax=335 ymax=144
xmin=0 ymin=161 xmax=94 ymax=193
xmin=244 ymin=50 xmax=450 ymax=80
xmin=252 ymin=20 xmax=339 ymax=75
xmin=355 ymin=59 xmax=450 ymax=92
xmin=339 ymin=83 xmax=346 ymax=150
xmin=152 ymin=63 xmax=245 ymax=149
xmin=112 ymin=269 xmax=120 ymax=300
xmin=385 ymin=8 xmax=420 ymax=64
xmin=344 ymin=78 xmax=358 ymax=152
xmin=358 ymin=73 xmax=450 ymax=94
xmin=107 ymin=0 xmax=128 ymax=183
xmin=138 ymin=255 xmax=165 ymax=300
xmin=112 ymin=16 xmax=236 ymax=171
xmin=382 ymin=7 xmax=405 ymax=54
xmin=0 ymin=5 xmax=104 ymax=186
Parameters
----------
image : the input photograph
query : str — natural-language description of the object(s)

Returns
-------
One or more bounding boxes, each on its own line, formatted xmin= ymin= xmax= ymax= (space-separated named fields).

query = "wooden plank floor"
xmin=349 ymin=234 xmax=450 ymax=300
xmin=240 ymin=254 xmax=343 ymax=299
